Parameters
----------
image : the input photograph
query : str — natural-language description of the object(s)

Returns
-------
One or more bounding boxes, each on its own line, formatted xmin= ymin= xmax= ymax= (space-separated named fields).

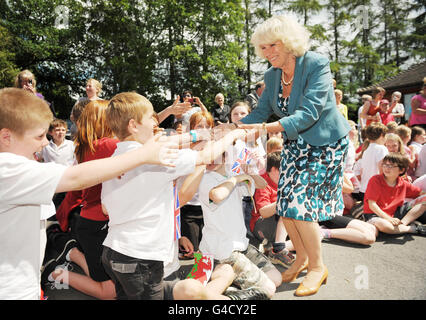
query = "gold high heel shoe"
xmin=281 ymin=262 xmax=308 ymax=283
xmin=294 ymin=266 xmax=328 ymax=297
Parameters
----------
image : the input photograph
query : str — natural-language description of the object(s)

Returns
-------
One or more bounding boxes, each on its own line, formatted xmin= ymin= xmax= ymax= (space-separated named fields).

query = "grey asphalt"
xmin=44 ymin=233 xmax=426 ymax=300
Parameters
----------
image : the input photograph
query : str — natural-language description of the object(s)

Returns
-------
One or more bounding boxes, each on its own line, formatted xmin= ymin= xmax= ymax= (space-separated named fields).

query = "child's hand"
xmin=195 ymin=128 xmax=212 ymax=142
xmin=179 ymin=236 xmax=194 ymax=255
xmin=386 ymin=216 xmax=401 ymax=226
xmin=144 ymin=134 xmax=180 ymax=167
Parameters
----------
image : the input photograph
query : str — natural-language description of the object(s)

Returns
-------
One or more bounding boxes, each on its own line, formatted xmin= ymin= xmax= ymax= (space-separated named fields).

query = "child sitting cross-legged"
xmin=249 ymin=151 xmax=295 ymax=268
xmin=362 ymin=152 xmax=426 ymax=236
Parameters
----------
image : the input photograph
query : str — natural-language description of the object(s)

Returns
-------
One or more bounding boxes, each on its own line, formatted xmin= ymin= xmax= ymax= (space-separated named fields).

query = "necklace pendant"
xmin=281 ymin=72 xmax=294 ymax=86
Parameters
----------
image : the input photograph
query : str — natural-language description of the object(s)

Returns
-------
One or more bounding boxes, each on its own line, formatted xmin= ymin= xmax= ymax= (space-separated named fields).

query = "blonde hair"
xmin=0 ymin=88 xmax=52 ymax=136
xmin=334 ymin=89 xmax=343 ymax=96
xmin=384 ymin=133 xmax=406 ymax=155
xmin=251 ymin=15 xmax=310 ymax=58
xmin=396 ymin=125 xmax=411 ymax=141
xmin=14 ymin=69 xmax=37 ymax=89
xmin=106 ymin=92 xmax=153 ymax=141
xmin=74 ymin=100 xmax=113 ymax=163
xmin=215 ymin=93 xmax=224 ymax=104
xmin=386 ymin=121 xmax=398 ymax=133
xmin=86 ymin=78 xmax=102 ymax=95
xmin=267 ymin=137 xmax=283 ymax=153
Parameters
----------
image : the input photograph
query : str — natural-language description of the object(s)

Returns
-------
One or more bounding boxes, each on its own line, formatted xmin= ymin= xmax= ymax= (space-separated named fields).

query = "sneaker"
xmin=415 ymin=224 xmax=426 ymax=236
xmin=268 ymin=249 xmax=295 ymax=268
xmin=40 ymin=259 xmax=58 ymax=290
xmin=41 ymin=260 xmax=72 ymax=291
xmin=224 ymin=287 xmax=269 ymax=300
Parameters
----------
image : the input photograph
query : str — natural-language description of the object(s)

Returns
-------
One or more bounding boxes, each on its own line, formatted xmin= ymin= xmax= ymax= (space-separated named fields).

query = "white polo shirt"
xmin=360 ymin=143 xmax=389 ymax=193
xmin=198 ymin=171 xmax=255 ymax=261
xmin=101 ymin=141 xmax=196 ymax=264
xmin=41 ymin=139 xmax=76 ymax=166
xmin=0 ymin=153 xmax=66 ymax=300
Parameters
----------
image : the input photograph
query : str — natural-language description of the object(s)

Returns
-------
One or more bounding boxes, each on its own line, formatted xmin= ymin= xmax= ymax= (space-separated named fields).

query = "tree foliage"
xmin=0 ymin=0 xmax=423 ymax=121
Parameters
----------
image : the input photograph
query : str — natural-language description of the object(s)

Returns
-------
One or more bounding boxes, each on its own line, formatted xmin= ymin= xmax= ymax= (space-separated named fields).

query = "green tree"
xmin=0 ymin=25 xmax=19 ymax=88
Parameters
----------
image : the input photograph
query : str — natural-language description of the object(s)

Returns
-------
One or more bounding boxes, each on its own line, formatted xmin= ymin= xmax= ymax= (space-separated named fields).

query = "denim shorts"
xmin=101 ymin=246 xmax=176 ymax=300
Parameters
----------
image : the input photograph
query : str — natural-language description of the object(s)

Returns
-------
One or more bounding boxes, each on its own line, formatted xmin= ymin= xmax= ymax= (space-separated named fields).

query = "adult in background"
xmin=83 ymin=78 xmax=103 ymax=101
xmin=409 ymin=78 xmax=426 ymax=130
xmin=211 ymin=93 xmax=231 ymax=125
xmin=14 ymin=69 xmax=55 ymax=115
xmin=334 ymin=89 xmax=348 ymax=120
xmin=70 ymin=78 xmax=104 ymax=138
xmin=232 ymin=15 xmax=351 ymax=297
xmin=390 ymin=91 xmax=405 ymax=125
xmin=245 ymin=81 xmax=265 ymax=111
xmin=360 ymin=87 xmax=385 ymax=127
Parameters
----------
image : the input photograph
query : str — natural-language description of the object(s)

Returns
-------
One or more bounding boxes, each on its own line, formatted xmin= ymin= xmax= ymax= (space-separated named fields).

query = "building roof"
xmin=357 ymin=60 xmax=426 ymax=94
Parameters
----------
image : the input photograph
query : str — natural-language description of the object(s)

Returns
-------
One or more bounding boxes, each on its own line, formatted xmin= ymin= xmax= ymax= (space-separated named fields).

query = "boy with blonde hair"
xmin=0 ymin=88 xmax=178 ymax=300
xmin=101 ymin=92 xmax=250 ymax=300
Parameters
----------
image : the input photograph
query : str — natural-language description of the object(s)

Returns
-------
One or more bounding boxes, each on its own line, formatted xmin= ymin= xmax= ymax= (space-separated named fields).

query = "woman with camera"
xmin=14 ymin=69 xmax=55 ymax=115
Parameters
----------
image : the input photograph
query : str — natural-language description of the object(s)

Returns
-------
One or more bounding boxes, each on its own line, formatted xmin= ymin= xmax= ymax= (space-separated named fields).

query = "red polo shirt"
xmin=250 ymin=172 xmax=277 ymax=232
xmin=80 ymin=137 xmax=119 ymax=221
xmin=364 ymin=174 xmax=421 ymax=217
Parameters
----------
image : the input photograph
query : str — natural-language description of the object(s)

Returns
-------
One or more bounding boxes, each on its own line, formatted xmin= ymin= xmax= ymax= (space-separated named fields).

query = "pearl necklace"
xmin=281 ymin=71 xmax=294 ymax=86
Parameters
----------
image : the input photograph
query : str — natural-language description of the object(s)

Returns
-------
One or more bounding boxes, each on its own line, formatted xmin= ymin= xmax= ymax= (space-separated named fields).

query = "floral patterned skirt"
xmin=276 ymin=136 xmax=349 ymax=222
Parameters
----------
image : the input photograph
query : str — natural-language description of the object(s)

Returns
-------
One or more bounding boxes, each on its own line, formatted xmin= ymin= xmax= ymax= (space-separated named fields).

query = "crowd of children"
xmin=0 ymin=75 xmax=425 ymax=301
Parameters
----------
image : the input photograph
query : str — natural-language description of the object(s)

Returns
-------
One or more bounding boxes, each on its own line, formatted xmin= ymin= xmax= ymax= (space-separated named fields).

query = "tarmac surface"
xmin=43 ymin=232 xmax=426 ymax=301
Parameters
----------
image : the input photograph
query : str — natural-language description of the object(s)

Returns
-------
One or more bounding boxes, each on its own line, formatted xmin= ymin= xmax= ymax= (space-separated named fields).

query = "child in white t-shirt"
xmin=0 ymin=88 xmax=179 ymax=300
xmin=41 ymin=119 xmax=76 ymax=166
xmin=198 ymin=152 xmax=282 ymax=299
xmin=40 ymin=118 xmax=77 ymax=208
xmin=100 ymin=92 xmax=249 ymax=300
xmin=359 ymin=123 xmax=389 ymax=195
xmin=228 ymin=101 xmax=267 ymax=237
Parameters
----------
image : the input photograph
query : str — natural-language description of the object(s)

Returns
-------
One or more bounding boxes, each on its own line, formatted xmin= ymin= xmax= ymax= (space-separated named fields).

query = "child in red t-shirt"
xmin=363 ymin=153 xmax=426 ymax=235
xmin=250 ymin=152 xmax=295 ymax=268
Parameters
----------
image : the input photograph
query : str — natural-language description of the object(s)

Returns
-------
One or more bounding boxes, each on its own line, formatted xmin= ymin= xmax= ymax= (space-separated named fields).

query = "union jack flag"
xmin=230 ymin=147 xmax=252 ymax=175
xmin=173 ymin=183 xmax=181 ymax=241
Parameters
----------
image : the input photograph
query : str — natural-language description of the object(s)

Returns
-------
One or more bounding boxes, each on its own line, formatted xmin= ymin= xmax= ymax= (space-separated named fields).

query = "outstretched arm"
xmin=195 ymin=129 xmax=248 ymax=166
xmin=56 ymin=134 xmax=179 ymax=193
xmin=157 ymin=96 xmax=192 ymax=124
xmin=209 ymin=174 xmax=266 ymax=204
xmin=178 ymin=165 xmax=207 ymax=206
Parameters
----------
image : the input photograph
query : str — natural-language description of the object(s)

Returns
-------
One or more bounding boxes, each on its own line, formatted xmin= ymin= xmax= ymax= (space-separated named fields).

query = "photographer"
xmin=14 ymin=69 xmax=55 ymax=115
xmin=176 ymin=90 xmax=208 ymax=131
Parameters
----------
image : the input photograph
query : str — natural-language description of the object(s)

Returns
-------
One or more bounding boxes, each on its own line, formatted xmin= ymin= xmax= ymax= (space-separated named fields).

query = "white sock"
xmin=65 ymin=248 xmax=74 ymax=262
xmin=47 ymin=272 xmax=55 ymax=282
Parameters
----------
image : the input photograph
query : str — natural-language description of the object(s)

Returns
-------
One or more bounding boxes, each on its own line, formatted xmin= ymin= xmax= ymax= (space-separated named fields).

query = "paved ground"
xmin=43 ymin=232 xmax=426 ymax=301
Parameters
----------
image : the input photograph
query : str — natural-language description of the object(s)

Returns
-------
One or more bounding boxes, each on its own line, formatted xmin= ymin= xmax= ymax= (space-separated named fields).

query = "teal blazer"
xmin=241 ymin=51 xmax=350 ymax=146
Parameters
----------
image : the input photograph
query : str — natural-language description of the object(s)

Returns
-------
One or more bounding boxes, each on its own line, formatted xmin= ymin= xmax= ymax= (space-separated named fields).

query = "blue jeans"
xmin=101 ymin=246 xmax=164 ymax=300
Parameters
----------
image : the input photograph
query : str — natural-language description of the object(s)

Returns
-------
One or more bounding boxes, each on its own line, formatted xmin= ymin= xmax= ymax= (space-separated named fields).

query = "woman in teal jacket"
xmin=238 ymin=15 xmax=350 ymax=297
